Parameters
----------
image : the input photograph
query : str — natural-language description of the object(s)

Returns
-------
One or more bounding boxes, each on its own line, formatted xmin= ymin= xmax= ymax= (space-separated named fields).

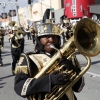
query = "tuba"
xmin=28 ymin=18 xmax=100 ymax=100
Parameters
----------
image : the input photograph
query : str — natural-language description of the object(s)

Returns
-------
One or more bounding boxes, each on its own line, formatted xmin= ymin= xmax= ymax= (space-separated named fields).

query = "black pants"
xmin=61 ymin=32 xmax=66 ymax=44
xmin=21 ymin=39 xmax=25 ymax=53
xmin=32 ymin=35 xmax=35 ymax=43
xmin=0 ymin=49 xmax=3 ymax=65
xmin=1 ymin=37 xmax=4 ymax=47
xmin=11 ymin=48 xmax=21 ymax=70
xmin=26 ymin=32 xmax=32 ymax=40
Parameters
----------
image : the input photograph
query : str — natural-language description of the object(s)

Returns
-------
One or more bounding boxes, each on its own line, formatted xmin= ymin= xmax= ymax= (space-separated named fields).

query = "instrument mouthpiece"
xmin=50 ymin=44 xmax=55 ymax=49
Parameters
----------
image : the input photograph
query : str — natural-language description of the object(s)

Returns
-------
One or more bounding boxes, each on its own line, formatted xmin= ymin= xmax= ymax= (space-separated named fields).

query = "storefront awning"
xmin=89 ymin=5 xmax=100 ymax=14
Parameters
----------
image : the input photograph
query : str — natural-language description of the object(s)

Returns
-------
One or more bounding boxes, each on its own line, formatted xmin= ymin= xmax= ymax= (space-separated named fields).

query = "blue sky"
xmin=0 ymin=0 xmax=30 ymax=13
xmin=0 ymin=0 xmax=44 ymax=14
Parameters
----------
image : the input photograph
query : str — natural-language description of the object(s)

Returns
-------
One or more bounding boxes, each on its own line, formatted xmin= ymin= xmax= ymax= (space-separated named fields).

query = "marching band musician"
xmin=29 ymin=26 xmax=37 ymax=44
xmin=8 ymin=29 xmax=13 ymax=43
xmin=8 ymin=27 xmax=16 ymax=43
xmin=11 ymin=29 xmax=24 ymax=74
xmin=8 ymin=21 xmax=16 ymax=42
xmin=17 ymin=27 xmax=25 ymax=53
xmin=25 ymin=25 xmax=32 ymax=40
xmin=68 ymin=27 xmax=74 ymax=38
xmin=0 ymin=28 xmax=3 ymax=66
xmin=14 ymin=22 xmax=84 ymax=100
xmin=0 ymin=27 xmax=5 ymax=48
xmin=61 ymin=18 xmax=72 ymax=44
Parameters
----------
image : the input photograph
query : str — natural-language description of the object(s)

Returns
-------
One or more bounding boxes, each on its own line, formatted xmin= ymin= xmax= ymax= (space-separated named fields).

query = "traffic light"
xmin=28 ymin=0 xmax=31 ymax=4
xmin=9 ymin=10 xmax=16 ymax=17
xmin=1 ymin=13 xmax=7 ymax=19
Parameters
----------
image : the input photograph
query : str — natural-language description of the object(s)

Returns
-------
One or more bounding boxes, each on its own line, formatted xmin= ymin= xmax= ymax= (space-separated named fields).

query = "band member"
xmin=8 ymin=29 xmax=13 ymax=43
xmin=0 ymin=27 xmax=5 ymax=48
xmin=0 ymin=29 xmax=3 ymax=66
xmin=25 ymin=25 xmax=32 ymax=40
xmin=14 ymin=22 xmax=84 ymax=100
xmin=29 ymin=26 xmax=37 ymax=44
xmin=8 ymin=27 xmax=17 ymax=43
xmin=17 ymin=27 xmax=25 ymax=53
xmin=11 ymin=29 xmax=24 ymax=74
xmin=0 ymin=49 xmax=3 ymax=66
xmin=60 ymin=18 xmax=72 ymax=45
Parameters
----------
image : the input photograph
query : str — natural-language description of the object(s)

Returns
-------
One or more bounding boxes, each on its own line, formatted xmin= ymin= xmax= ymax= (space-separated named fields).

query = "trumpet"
xmin=28 ymin=18 xmax=100 ymax=100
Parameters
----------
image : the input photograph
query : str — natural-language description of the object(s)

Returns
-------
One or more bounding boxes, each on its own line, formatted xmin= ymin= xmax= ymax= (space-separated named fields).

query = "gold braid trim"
xmin=14 ymin=53 xmax=30 ymax=75
xmin=14 ymin=65 xmax=28 ymax=75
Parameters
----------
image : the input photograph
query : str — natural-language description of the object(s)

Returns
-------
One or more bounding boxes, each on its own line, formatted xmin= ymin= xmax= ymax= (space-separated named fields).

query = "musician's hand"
xmin=50 ymin=70 xmax=70 ymax=85
xmin=59 ymin=57 xmax=80 ymax=75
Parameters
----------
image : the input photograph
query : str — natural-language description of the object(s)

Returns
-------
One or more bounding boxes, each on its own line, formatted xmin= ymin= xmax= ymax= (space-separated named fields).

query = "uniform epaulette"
xmin=14 ymin=53 xmax=30 ymax=75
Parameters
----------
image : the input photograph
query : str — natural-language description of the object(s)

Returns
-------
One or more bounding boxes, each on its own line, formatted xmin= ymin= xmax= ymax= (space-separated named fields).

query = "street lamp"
xmin=8 ymin=0 xmax=20 ymax=26
xmin=9 ymin=2 xmax=15 ymax=21
xmin=28 ymin=0 xmax=32 ymax=20
xmin=0 ymin=2 xmax=6 ymax=27
xmin=0 ymin=2 xmax=6 ymax=16
xmin=15 ymin=0 xmax=20 ymax=27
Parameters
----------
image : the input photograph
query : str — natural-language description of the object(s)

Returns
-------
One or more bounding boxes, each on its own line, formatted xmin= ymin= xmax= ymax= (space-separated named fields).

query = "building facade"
xmin=64 ymin=0 xmax=95 ymax=19
xmin=18 ymin=0 xmax=63 ymax=25
xmin=31 ymin=0 xmax=62 ymax=21
xmin=89 ymin=0 xmax=100 ymax=20
xmin=0 ymin=16 xmax=10 ymax=27
xmin=18 ymin=0 xmax=100 ymax=26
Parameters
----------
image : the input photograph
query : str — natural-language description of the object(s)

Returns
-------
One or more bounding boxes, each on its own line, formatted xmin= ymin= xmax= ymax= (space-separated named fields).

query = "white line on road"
xmin=1 ymin=53 xmax=11 ymax=56
xmin=2 ymin=48 xmax=11 ymax=52
xmin=86 ymin=72 xmax=100 ymax=77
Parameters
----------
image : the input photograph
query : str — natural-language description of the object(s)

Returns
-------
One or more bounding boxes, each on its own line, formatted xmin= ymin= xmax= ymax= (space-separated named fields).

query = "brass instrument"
xmin=29 ymin=18 xmax=100 ymax=100
xmin=8 ymin=21 xmax=16 ymax=27
xmin=0 ymin=29 xmax=4 ymax=36
xmin=15 ymin=29 xmax=24 ymax=38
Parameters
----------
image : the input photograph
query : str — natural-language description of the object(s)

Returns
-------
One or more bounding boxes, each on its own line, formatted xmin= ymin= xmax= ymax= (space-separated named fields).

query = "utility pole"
xmin=50 ymin=0 xmax=51 ymax=8
xmin=15 ymin=0 xmax=20 ymax=27
xmin=28 ymin=0 xmax=32 ymax=20
xmin=0 ymin=3 xmax=6 ymax=27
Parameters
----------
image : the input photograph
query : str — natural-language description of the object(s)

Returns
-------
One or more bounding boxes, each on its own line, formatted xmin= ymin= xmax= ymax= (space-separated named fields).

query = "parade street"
xmin=0 ymin=35 xmax=100 ymax=100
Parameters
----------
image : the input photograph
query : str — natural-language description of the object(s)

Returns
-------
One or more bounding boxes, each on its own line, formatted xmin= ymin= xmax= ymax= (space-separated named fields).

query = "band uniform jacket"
xmin=0 ymin=32 xmax=4 ymax=47
xmin=0 ymin=38 xmax=2 ymax=65
xmin=14 ymin=51 xmax=85 ymax=100
xmin=11 ymin=35 xmax=24 ymax=54
xmin=0 ymin=36 xmax=3 ymax=48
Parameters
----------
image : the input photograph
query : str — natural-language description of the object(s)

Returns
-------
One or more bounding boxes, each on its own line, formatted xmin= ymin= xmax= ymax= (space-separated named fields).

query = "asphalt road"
xmin=0 ymin=35 xmax=100 ymax=100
